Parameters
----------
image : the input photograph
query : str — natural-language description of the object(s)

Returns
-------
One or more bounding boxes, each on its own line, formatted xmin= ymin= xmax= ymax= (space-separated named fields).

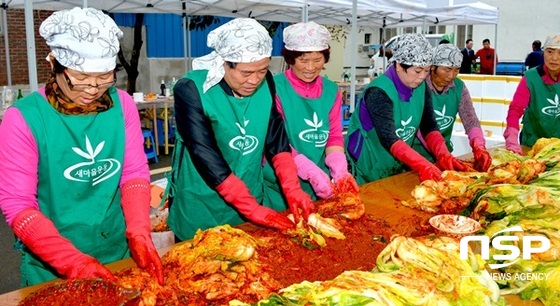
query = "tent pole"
xmin=302 ymin=0 xmax=308 ymax=22
xmin=493 ymin=23 xmax=498 ymax=76
xmin=82 ymin=0 xmax=88 ymax=8
xmin=349 ymin=0 xmax=357 ymax=113
xmin=187 ymin=16 xmax=191 ymax=71
xmin=24 ymin=0 xmax=38 ymax=91
xmin=2 ymin=5 xmax=12 ymax=86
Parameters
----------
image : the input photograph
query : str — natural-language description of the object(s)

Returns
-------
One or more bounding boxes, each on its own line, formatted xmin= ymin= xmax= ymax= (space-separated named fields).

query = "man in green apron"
xmin=0 ymin=8 xmax=163 ymax=286
xmin=262 ymin=21 xmax=359 ymax=205
xmin=413 ymin=44 xmax=492 ymax=172
xmin=345 ymin=34 xmax=467 ymax=185
xmin=505 ymin=33 xmax=560 ymax=153
xmin=166 ymin=18 xmax=314 ymax=241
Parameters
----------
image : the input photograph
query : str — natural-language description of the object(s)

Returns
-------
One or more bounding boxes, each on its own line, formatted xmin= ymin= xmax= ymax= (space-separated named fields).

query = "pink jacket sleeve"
xmin=506 ymin=77 xmax=530 ymax=130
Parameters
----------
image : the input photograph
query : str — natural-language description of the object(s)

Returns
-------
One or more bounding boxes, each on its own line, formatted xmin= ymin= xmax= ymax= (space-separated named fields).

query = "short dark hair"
xmin=394 ymin=62 xmax=412 ymax=71
xmin=225 ymin=61 xmax=238 ymax=69
xmin=52 ymin=58 xmax=66 ymax=73
xmin=483 ymin=38 xmax=490 ymax=44
xmin=439 ymin=39 xmax=450 ymax=45
xmin=532 ymin=40 xmax=542 ymax=49
xmin=281 ymin=48 xmax=330 ymax=66
xmin=466 ymin=39 xmax=473 ymax=44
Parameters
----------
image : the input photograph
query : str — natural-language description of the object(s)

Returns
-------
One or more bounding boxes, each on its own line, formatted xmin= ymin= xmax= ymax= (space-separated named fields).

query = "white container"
xmin=133 ymin=92 xmax=144 ymax=102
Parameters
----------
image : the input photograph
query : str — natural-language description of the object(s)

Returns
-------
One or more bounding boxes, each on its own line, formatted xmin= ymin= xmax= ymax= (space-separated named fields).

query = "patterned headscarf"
xmin=543 ymin=34 xmax=560 ymax=49
xmin=390 ymin=33 xmax=433 ymax=67
xmin=433 ymin=44 xmax=463 ymax=67
xmin=192 ymin=18 xmax=273 ymax=93
xmin=283 ymin=21 xmax=331 ymax=52
xmin=39 ymin=7 xmax=123 ymax=72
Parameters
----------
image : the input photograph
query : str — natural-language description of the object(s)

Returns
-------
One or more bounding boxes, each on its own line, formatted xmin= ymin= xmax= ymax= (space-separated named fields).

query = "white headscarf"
xmin=283 ymin=21 xmax=331 ymax=52
xmin=390 ymin=33 xmax=433 ymax=67
xmin=433 ymin=44 xmax=463 ymax=67
xmin=192 ymin=18 xmax=273 ymax=93
xmin=39 ymin=7 xmax=123 ymax=72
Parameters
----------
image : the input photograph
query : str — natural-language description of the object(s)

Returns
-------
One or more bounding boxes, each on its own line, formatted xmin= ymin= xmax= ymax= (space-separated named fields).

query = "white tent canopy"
xmin=1 ymin=0 xmax=498 ymax=98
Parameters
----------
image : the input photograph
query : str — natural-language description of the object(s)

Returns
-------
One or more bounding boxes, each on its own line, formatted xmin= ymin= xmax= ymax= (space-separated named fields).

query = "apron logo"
xmin=541 ymin=94 xmax=560 ymax=117
xmin=63 ymin=135 xmax=121 ymax=186
xmin=229 ymin=120 xmax=258 ymax=155
xmin=298 ymin=112 xmax=329 ymax=147
xmin=435 ymin=104 xmax=454 ymax=130
xmin=395 ymin=116 xmax=416 ymax=142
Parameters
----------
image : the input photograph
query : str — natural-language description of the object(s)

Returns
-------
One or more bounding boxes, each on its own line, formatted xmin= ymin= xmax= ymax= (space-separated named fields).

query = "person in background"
xmin=0 ymin=8 xmax=163 ymax=286
xmin=167 ymin=18 xmax=314 ymax=241
xmin=345 ymin=34 xmax=467 ymax=184
xmin=262 ymin=22 xmax=358 ymax=205
xmin=504 ymin=33 xmax=560 ymax=154
xmin=525 ymin=40 xmax=544 ymax=70
xmin=413 ymin=44 xmax=492 ymax=172
xmin=460 ymin=39 xmax=476 ymax=74
xmin=475 ymin=38 xmax=498 ymax=75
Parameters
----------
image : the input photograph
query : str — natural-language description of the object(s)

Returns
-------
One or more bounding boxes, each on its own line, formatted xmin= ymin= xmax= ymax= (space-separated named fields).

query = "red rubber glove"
xmin=121 ymin=178 xmax=164 ymax=285
xmin=216 ymin=174 xmax=295 ymax=230
xmin=425 ymin=131 xmax=468 ymax=171
xmin=12 ymin=208 xmax=116 ymax=281
xmin=272 ymin=152 xmax=315 ymax=223
xmin=294 ymin=154 xmax=334 ymax=199
xmin=468 ymin=127 xmax=492 ymax=172
xmin=325 ymin=151 xmax=359 ymax=194
xmin=390 ymin=140 xmax=442 ymax=181
xmin=503 ymin=127 xmax=523 ymax=155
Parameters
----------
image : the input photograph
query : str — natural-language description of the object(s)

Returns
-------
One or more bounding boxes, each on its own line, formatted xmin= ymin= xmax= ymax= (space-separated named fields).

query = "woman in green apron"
xmin=0 ymin=8 xmax=163 ymax=286
xmin=412 ymin=44 xmax=492 ymax=172
xmin=505 ymin=33 xmax=560 ymax=153
xmin=345 ymin=34 xmax=468 ymax=185
xmin=166 ymin=18 xmax=314 ymax=242
xmin=262 ymin=21 xmax=359 ymax=206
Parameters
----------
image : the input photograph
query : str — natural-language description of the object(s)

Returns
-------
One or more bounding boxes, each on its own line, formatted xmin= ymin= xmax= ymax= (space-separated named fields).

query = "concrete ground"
xmin=0 ymin=151 xmax=172 ymax=294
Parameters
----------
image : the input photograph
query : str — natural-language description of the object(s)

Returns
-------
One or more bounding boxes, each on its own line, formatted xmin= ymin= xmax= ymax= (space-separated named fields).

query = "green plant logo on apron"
xmin=541 ymin=94 xmax=560 ymax=117
xmin=395 ymin=116 xmax=416 ymax=142
xmin=298 ymin=112 xmax=329 ymax=147
xmin=434 ymin=104 xmax=455 ymax=130
xmin=63 ymin=135 xmax=122 ymax=185
xmin=229 ymin=120 xmax=259 ymax=155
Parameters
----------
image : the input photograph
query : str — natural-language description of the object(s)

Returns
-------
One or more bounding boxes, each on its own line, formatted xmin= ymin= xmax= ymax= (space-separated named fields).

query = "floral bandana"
xmin=543 ymin=34 xmax=560 ymax=49
xmin=192 ymin=18 xmax=273 ymax=93
xmin=39 ymin=7 xmax=123 ymax=73
xmin=283 ymin=21 xmax=331 ymax=52
xmin=390 ymin=33 xmax=433 ymax=67
xmin=433 ymin=44 xmax=463 ymax=67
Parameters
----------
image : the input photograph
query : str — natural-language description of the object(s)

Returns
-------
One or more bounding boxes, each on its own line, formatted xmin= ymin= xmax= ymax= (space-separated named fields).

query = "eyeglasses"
xmin=62 ymin=70 xmax=116 ymax=92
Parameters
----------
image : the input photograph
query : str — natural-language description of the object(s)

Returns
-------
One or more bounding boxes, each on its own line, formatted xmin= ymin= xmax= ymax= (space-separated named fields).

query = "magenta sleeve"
xmin=326 ymin=90 xmax=344 ymax=147
xmin=0 ymin=107 xmax=40 ymax=226
xmin=118 ymin=90 xmax=150 ymax=186
xmin=506 ymin=77 xmax=530 ymax=129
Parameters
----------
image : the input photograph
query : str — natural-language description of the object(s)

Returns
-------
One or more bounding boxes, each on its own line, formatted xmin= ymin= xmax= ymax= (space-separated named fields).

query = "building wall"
xmin=0 ymin=9 xmax=52 ymax=93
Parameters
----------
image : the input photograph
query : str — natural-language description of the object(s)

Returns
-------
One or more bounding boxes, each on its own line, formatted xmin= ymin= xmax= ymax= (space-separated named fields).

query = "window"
xmin=457 ymin=25 xmax=473 ymax=47
xmin=364 ymin=33 xmax=371 ymax=44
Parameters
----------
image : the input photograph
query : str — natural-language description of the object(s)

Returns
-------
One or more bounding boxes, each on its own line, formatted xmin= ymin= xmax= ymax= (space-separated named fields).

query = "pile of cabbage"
xmin=461 ymin=138 xmax=560 ymax=305
xmin=233 ymin=235 xmax=504 ymax=305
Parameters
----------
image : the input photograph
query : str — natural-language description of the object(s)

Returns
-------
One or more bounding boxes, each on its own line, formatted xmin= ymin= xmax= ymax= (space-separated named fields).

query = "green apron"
xmin=262 ymin=74 xmax=338 ymax=204
xmin=345 ymin=76 xmax=425 ymax=185
xmin=412 ymin=78 xmax=462 ymax=161
xmin=167 ymin=70 xmax=272 ymax=241
xmin=15 ymin=88 xmax=127 ymax=286
xmin=520 ymin=69 xmax=560 ymax=146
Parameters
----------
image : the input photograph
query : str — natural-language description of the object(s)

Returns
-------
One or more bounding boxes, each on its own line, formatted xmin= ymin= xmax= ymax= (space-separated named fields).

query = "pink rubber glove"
xmin=294 ymin=154 xmax=334 ymax=199
xmin=12 ymin=208 xmax=116 ymax=282
xmin=503 ymin=127 xmax=523 ymax=155
xmin=467 ymin=127 xmax=492 ymax=171
xmin=324 ymin=151 xmax=359 ymax=194
xmin=121 ymin=178 xmax=164 ymax=285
